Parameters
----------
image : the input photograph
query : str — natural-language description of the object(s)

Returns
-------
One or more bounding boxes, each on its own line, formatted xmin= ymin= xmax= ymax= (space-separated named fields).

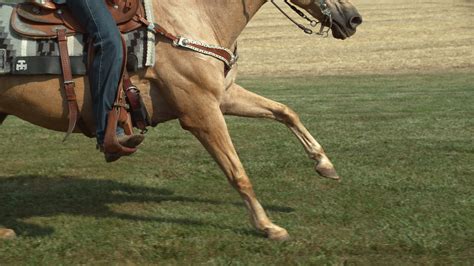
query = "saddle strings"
xmin=270 ymin=0 xmax=332 ymax=37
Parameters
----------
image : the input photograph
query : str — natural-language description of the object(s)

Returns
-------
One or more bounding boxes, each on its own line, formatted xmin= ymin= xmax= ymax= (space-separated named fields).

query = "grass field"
xmin=1 ymin=0 xmax=474 ymax=264
xmin=239 ymin=0 xmax=474 ymax=76
xmin=1 ymin=73 xmax=473 ymax=264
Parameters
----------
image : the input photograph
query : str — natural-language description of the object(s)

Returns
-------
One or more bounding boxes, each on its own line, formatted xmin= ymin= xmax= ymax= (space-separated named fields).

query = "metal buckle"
xmin=126 ymin=85 xmax=138 ymax=92
xmin=147 ymin=23 xmax=156 ymax=34
xmin=173 ymin=36 xmax=190 ymax=47
xmin=319 ymin=0 xmax=332 ymax=17
xmin=113 ymin=103 xmax=130 ymax=109
xmin=229 ymin=54 xmax=239 ymax=67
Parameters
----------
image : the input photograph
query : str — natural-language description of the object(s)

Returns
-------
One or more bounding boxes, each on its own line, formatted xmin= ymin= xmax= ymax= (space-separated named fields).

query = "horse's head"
xmin=289 ymin=0 xmax=362 ymax=39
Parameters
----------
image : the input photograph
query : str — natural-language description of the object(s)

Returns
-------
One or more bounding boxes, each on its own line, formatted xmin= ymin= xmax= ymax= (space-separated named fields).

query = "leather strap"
xmin=57 ymin=29 xmax=94 ymax=139
xmin=134 ymin=15 xmax=237 ymax=69
xmin=115 ymin=37 xmax=134 ymax=136
xmin=57 ymin=29 xmax=79 ymax=141
xmin=123 ymin=71 xmax=149 ymax=132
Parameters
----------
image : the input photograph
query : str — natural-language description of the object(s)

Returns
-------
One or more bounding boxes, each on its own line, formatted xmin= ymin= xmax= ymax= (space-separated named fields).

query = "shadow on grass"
xmin=0 ymin=175 xmax=293 ymax=238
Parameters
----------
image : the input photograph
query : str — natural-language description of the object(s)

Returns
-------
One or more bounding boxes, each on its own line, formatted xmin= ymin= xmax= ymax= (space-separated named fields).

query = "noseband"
xmin=271 ymin=0 xmax=333 ymax=37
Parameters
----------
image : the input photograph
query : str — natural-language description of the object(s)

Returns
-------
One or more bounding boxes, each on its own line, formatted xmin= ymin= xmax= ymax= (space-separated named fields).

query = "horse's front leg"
xmin=179 ymin=101 xmax=289 ymax=240
xmin=221 ymin=83 xmax=339 ymax=180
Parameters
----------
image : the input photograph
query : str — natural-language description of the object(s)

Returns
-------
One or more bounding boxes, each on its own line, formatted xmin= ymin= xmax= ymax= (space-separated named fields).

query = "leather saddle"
xmin=8 ymin=0 xmax=151 ymax=156
xmin=11 ymin=0 xmax=145 ymax=39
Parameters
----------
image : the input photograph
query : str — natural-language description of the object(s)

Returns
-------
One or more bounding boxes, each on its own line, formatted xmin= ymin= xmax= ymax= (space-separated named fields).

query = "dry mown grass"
xmin=238 ymin=0 xmax=474 ymax=77
xmin=2 ymin=0 xmax=471 ymax=76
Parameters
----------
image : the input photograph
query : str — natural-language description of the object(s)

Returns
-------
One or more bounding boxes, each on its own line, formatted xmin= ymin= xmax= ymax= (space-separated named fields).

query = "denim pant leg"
xmin=67 ymin=0 xmax=124 ymax=144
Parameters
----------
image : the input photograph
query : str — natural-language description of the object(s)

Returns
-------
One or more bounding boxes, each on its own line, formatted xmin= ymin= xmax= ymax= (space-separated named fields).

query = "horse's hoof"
xmin=315 ymin=163 xmax=340 ymax=181
xmin=265 ymin=226 xmax=290 ymax=241
xmin=0 ymin=229 xmax=16 ymax=240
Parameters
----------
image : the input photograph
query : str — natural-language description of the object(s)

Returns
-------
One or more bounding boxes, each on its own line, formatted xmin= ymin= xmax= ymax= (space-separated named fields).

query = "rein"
xmin=270 ymin=0 xmax=333 ymax=37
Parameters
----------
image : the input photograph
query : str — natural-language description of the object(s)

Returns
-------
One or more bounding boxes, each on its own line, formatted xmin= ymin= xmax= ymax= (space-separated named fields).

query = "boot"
xmin=102 ymin=108 xmax=140 ymax=163
xmin=118 ymin=134 xmax=145 ymax=148
xmin=102 ymin=134 xmax=145 ymax=163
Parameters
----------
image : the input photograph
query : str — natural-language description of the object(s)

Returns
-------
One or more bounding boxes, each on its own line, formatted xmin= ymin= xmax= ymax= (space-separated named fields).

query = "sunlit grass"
xmin=0 ymin=73 xmax=473 ymax=264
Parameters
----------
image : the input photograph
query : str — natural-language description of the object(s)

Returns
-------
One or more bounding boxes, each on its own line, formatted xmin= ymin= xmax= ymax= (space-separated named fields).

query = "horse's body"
xmin=0 ymin=0 xmax=361 ymax=240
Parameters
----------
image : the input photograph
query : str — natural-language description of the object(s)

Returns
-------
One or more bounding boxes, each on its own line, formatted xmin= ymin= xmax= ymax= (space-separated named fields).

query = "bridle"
xmin=270 ymin=0 xmax=333 ymax=37
xmin=271 ymin=0 xmax=333 ymax=36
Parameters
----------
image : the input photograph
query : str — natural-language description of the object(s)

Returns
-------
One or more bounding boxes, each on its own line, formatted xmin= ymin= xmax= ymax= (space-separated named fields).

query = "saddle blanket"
xmin=0 ymin=0 xmax=155 ymax=75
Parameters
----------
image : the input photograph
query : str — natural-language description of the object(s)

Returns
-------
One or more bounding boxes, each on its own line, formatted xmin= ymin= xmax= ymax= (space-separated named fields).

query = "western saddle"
xmin=11 ymin=0 xmax=151 ymax=159
xmin=12 ymin=0 xmax=146 ymax=38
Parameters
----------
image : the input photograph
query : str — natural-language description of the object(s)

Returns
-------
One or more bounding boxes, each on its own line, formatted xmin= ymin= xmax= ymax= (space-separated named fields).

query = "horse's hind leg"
xmin=179 ymin=103 xmax=289 ymax=240
xmin=221 ymin=83 xmax=339 ymax=180
xmin=0 ymin=113 xmax=7 ymax=125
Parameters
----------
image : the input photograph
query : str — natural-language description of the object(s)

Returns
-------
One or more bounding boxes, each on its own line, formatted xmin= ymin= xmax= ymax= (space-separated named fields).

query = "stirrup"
xmin=117 ymin=134 xmax=145 ymax=148
xmin=102 ymin=108 xmax=137 ymax=159
xmin=99 ymin=134 xmax=144 ymax=163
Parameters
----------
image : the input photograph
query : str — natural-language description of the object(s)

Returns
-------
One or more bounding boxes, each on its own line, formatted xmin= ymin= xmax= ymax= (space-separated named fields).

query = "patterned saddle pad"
xmin=0 ymin=1 xmax=155 ymax=75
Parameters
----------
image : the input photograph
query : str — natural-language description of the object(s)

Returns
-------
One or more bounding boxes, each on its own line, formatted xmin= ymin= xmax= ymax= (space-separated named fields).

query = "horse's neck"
xmin=203 ymin=0 xmax=268 ymax=47
xmin=156 ymin=0 xmax=267 ymax=47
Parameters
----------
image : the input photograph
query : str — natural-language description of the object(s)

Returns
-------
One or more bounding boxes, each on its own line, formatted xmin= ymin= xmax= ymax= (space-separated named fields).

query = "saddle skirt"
xmin=0 ymin=0 xmax=155 ymax=75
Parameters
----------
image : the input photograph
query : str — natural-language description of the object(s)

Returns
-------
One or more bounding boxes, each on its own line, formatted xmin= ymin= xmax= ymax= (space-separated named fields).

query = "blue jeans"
xmin=67 ymin=0 xmax=124 ymax=144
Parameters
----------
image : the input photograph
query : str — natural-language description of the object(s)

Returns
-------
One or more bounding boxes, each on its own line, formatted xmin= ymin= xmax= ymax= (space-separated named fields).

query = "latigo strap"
xmin=57 ymin=29 xmax=80 ymax=141
xmin=57 ymin=29 xmax=93 ymax=140
xmin=123 ymin=71 xmax=150 ymax=133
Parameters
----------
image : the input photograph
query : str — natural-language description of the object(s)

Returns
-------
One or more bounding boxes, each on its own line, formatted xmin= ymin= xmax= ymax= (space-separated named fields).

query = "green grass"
xmin=0 ymin=73 xmax=473 ymax=264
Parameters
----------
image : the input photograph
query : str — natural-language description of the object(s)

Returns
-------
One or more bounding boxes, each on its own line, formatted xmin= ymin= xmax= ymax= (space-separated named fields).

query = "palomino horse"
xmin=0 ymin=0 xmax=362 ymax=240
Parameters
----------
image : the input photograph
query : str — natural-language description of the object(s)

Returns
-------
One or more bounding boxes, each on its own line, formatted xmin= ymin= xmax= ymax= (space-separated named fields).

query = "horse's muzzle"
xmin=326 ymin=1 xmax=363 ymax=40
xmin=348 ymin=15 xmax=363 ymax=31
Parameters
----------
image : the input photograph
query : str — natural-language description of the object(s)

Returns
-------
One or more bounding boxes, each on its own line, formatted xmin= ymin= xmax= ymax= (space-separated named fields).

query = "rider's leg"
xmin=66 ymin=0 xmax=143 ymax=149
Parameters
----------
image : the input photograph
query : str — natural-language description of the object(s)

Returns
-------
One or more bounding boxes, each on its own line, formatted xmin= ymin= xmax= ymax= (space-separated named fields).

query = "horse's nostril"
xmin=349 ymin=16 xmax=363 ymax=30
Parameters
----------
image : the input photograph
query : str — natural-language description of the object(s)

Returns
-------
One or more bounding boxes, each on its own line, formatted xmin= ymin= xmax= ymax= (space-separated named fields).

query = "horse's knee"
xmin=235 ymin=176 xmax=253 ymax=191
xmin=230 ymin=173 xmax=255 ymax=197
